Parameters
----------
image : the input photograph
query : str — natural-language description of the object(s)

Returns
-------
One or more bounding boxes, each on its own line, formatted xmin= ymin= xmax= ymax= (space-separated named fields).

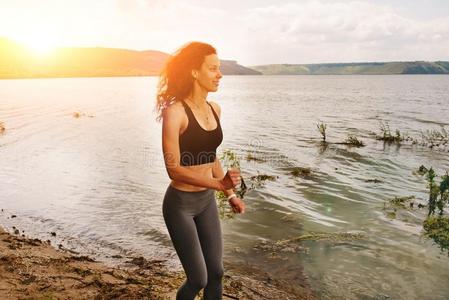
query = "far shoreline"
xmin=1 ymin=73 xmax=449 ymax=81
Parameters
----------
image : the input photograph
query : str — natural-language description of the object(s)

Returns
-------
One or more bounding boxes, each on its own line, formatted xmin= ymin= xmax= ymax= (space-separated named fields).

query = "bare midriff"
xmin=170 ymin=162 xmax=215 ymax=192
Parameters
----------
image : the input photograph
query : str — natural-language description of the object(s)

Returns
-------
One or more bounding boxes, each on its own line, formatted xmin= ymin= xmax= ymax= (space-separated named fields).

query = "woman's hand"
xmin=229 ymin=197 xmax=245 ymax=214
xmin=219 ymin=168 xmax=241 ymax=190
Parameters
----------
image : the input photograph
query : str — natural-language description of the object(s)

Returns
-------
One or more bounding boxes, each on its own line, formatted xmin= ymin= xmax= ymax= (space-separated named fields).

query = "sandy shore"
xmin=0 ymin=223 xmax=315 ymax=299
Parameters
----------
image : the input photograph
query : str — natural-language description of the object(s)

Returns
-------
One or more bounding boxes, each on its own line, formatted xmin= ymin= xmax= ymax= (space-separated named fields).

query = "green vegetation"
xmin=365 ymin=178 xmax=382 ymax=183
xmin=289 ymin=167 xmax=312 ymax=177
xmin=382 ymin=195 xmax=424 ymax=219
xmin=278 ymin=232 xmax=364 ymax=243
xmin=419 ymin=167 xmax=449 ymax=255
xmin=375 ymin=122 xmax=448 ymax=151
xmin=419 ymin=127 xmax=449 ymax=149
xmin=316 ymin=121 xmax=327 ymax=143
xmin=385 ymin=166 xmax=449 ymax=255
xmin=315 ymin=122 xmax=365 ymax=148
xmin=423 ymin=217 xmax=449 ymax=254
xmin=246 ymin=153 xmax=266 ymax=162
xmin=416 ymin=165 xmax=429 ymax=176
xmin=342 ymin=134 xmax=365 ymax=147
xmin=389 ymin=196 xmax=416 ymax=209
xmin=312 ymin=121 xmax=446 ymax=152
xmin=249 ymin=174 xmax=278 ymax=183
xmin=217 ymin=150 xmax=278 ymax=219
xmin=249 ymin=61 xmax=449 ymax=75
xmin=376 ymin=121 xmax=405 ymax=143
xmin=253 ymin=231 xmax=365 ymax=255
xmin=424 ymin=169 xmax=449 ymax=217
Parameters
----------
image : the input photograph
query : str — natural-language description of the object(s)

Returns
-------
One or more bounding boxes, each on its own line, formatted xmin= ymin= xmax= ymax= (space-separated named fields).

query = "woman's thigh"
xmin=194 ymin=200 xmax=223 ymax=275
xmin=163 ymin=205 xmax=208 ymax=282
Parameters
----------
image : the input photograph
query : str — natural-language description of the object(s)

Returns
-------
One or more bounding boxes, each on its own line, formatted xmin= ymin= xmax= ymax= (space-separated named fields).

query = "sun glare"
xmin=15 ymin=35 xmax=58 ymax=56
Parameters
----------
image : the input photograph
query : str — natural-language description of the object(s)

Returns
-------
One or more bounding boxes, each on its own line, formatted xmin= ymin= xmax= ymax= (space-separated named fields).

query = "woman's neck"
xmin=187 ymin=87 xmax=209 ymax=107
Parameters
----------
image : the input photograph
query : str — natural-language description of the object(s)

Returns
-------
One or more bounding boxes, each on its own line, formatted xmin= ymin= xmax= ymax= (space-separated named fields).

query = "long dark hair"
xmin=155 ymin=41 xmax=217 ymax=122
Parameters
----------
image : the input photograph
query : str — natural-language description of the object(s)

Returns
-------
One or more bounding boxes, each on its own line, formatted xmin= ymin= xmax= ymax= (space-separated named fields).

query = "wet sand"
xmin=0 ymin=224 xmax=315 ymax=299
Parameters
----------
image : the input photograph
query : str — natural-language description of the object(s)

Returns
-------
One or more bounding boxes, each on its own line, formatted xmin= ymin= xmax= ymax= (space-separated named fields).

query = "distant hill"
xmin=0 ymin=37 xmax=260 ymax=79
xmin=249 ymin=62 xmax=449 ymax=75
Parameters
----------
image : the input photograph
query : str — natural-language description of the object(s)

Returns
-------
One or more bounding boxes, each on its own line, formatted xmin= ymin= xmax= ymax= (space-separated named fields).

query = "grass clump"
xmin=389 ymin=196 xmax=416 ymax=209
xmin=316 ymin=121 xmax=327 ymax=143
xmin=365 ymin=178 xmax=382 ymax=183
xmin=419 ymin=167 xmax=449 ymax=255
xmin=280 ymin=232 xmax=364 ymax=243
xmin=425 ymin=168 xmax=449 ymax=217
xmin=342 ymin=134 xmax=365 ymax=147
xmin=376 ymin=121 xmax=405 ymax=143
xmin=416 ymin=165 xmax=429 ymax=176
xmin=382 ymin=195 xmax=425 ymax=219
xmin=423 ymin=217 xmax=449 ymax=254
xmin=375 ymin=122 xmax=448 ymax=151
xmin=253 ymin=231 xmax=365 ymax=255
xmin=419 ymin=127 xmax=449 ymax=149
xmin=246 ymin=153 xmax=266 ymax=162
xmin=289 ymin=166 xmax=312 ymax=177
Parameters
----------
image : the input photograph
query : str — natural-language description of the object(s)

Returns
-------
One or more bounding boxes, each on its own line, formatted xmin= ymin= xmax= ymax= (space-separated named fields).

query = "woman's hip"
xmin=162 ymin=184 xmax=215 ymax=216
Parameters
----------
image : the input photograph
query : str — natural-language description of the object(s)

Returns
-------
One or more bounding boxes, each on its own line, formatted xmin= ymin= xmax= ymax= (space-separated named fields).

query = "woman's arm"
xmin=162 ymin=103 xmax=239 ymax=191
xmin=212 ymin=157 xmax=235 ymax=197
xmin=209 ymin=100 xmax=236 ymax=196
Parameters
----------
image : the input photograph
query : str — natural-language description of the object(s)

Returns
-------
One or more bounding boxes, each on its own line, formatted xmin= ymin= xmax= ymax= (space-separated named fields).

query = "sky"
xmin=0 ymin=0 xmax=448 ymax=65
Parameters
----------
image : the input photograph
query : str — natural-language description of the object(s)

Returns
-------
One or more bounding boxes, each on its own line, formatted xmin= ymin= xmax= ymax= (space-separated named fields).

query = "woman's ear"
xmin=191 ymin=69 xmax=198 ymax=79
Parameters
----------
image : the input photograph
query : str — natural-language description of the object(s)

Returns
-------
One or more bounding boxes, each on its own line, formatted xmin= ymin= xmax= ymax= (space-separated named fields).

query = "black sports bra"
xmin=179 ymin=100 xmax=223 ymax=166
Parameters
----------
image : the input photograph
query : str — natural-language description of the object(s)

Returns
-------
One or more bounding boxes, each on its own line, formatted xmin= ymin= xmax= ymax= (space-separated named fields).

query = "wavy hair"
xmin=154 ymin=41 xmax=217 ymax=122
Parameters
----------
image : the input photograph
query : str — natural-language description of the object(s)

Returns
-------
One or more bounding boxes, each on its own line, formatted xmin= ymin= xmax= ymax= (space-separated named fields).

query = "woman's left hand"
xmin=229 ymin=197 xmax=245 ymax=214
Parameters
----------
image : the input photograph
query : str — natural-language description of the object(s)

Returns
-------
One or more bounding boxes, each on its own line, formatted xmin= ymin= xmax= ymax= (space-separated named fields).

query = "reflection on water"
xmin=1 ymin=75 xmax=449 ymax=299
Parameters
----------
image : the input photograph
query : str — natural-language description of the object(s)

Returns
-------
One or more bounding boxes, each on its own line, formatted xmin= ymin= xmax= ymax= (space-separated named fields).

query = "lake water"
xmin=1 ymin=75 xmax=449 ymax=299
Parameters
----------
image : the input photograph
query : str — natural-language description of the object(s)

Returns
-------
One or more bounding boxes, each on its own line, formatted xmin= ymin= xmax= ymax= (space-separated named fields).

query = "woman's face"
xmin=194 ymin=54 xmax=222 ymax=92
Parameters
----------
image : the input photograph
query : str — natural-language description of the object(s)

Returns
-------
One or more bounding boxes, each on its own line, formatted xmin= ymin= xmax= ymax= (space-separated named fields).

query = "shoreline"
xmin=0 ymin=222 xmax=315 ymax=299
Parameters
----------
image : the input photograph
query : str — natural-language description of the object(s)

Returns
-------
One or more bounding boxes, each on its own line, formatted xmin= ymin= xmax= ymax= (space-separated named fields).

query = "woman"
xmin=155 ymin=41 xmax=246 ymax=300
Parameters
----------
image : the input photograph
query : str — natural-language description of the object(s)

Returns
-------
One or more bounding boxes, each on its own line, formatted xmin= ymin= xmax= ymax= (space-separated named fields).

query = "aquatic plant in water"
xmin=426 ymin=168 xmax=440 ymax=216
xmin=253 ymin=232 xmax=365 ymax=256
xmin=72 ymin=111 xmax=95 ymax=118
xmin=382 ymin=195 xmax=424 ymax=219
xmin=423 ymin=217 xmax=449 ymax=254
xmin=365 ymin=178 xmax=382 ymax=183
xmin=315 ymin=122 xmax=365 ymax=148
xmin=219 ymin=149 xmax=247 ymax=198
xmin=289 ymin=166 xmax=312 ymax=177
xmin=419 ymin=127 xmax=449 ymax=149
xmin=376 ymin=121 xmax=405 ymax=143
xmin=376 ymin=122 xmax=448 ymax=151
xmin=316 ymin=121 xmax=327 ymax=143
xmin=419 ymin=167 xmax=449 ymax=255
xmin=415 ymin=165 xmax=428 ymax=176
xmin=388 ymin=196 xmax=416 ymax=209
xmin=246 ymin=153 xmax=266 ymax=162
xmin=342 ymin=134 xmax=365 ymax=147
xmin=217 ymin=149 xmax=278 ymax=219
xmin=438 ymin=173 xmax=449 ymax=216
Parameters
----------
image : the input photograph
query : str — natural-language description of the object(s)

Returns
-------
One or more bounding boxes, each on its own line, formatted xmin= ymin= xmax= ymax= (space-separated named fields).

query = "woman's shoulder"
xmin=162 ymin=101 xmax=187 ymax=121
xmin=207 ymin=100 xmax=221 ymax=118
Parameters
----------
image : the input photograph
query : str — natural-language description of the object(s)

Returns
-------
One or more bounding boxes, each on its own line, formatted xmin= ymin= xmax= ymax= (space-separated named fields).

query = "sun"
xmin=15 ymin=35 xmax=58 ymax=56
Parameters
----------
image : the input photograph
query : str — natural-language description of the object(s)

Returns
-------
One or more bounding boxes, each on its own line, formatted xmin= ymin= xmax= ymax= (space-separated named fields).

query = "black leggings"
xmin=162 ymin=184 xmax=224 ymax=300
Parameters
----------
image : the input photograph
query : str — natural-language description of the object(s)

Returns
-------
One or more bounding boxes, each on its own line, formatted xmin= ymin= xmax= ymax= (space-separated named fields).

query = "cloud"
xmin=1 ymin=0 xmax=448 ymax=64
xmin=240 ymin=0 xmax=449 ymax=64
